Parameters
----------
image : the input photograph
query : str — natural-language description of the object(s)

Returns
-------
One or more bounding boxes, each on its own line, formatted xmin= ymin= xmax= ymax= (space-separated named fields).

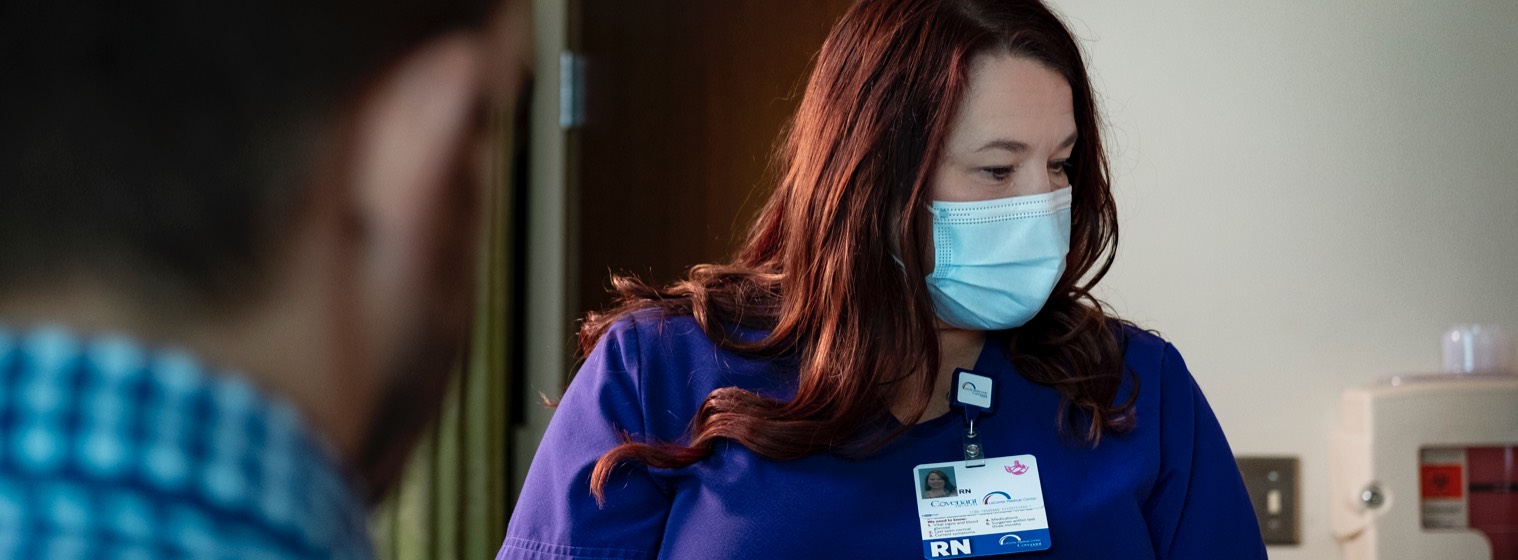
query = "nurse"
xmin=499 ymin=0 xmax=1266 ymax=558
xmin=922 ymin=470 xmax=956 ymax=499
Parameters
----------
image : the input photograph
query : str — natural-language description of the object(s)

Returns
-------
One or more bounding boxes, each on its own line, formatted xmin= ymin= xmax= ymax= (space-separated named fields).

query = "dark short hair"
xmin=0 ymin=0 xmax=495 ymax=308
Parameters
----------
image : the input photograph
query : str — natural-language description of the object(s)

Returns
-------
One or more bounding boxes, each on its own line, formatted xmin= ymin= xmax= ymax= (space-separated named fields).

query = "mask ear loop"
xmin=889 ymin=195 xmax=942 ymax=279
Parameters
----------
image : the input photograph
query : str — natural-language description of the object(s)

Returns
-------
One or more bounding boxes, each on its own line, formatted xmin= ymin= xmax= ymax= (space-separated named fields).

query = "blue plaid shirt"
xmin=0 ymin=325 xmax=374 ymax=559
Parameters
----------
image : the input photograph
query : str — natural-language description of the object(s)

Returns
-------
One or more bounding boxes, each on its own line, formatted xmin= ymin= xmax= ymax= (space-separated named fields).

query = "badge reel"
xmin=911 ymin=368 xmax=1053 ymax=558
xmin=952 ymin=368 xmax=994 ymax=467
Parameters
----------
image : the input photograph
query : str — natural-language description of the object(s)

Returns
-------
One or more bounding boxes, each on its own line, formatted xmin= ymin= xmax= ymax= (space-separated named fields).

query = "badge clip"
xmin=952 ymin=368 xmax=995 ymax=466
xmin=962 ymin=418 xmax=985 ymax=467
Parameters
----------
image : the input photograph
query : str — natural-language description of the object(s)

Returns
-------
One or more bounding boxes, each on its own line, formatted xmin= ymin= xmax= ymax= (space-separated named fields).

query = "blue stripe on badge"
xmin=922 ymin=529 xmax=1052 ymax=558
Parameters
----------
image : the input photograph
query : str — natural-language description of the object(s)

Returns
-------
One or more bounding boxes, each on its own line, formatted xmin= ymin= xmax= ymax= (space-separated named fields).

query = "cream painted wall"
xmin=1053 ymin=1 xmax=1518 ymax=559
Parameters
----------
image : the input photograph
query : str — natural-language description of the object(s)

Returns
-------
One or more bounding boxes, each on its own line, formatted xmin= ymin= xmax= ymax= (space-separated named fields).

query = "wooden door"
xmin=570 ymin=0 xmax=856 ymax=321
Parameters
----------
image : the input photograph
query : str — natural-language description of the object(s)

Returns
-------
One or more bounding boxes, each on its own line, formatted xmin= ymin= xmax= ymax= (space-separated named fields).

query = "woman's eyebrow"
xmin=973 ymin=132 xmax=1078 ymax=154
xmin=975 ymin=139 xmax=1030 ymax=154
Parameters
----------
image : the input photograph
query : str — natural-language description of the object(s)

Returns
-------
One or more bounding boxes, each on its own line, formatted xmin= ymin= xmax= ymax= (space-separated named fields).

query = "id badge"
xmin=912 ymin=455 xmax=1052 ymax=558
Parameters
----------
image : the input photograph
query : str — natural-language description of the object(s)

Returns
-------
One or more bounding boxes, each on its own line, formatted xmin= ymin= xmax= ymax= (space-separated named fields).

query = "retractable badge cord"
xmin=951 ymin=368 xmax=995 ymax=467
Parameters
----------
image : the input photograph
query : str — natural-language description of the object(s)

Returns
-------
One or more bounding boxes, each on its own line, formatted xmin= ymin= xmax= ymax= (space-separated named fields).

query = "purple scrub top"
xmin=498 ymin=311 xmax=1266 ymax=559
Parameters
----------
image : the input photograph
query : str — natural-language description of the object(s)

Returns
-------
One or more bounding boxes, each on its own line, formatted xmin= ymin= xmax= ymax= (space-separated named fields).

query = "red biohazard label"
xmin=1421 ymin=464 xmax=1465 ymax=499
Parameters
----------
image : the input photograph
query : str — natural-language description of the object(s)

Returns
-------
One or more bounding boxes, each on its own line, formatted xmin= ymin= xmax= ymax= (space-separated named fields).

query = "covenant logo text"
xmin=928 ymin=498 xmax=978 ymax=508
xmin=958 ymin=381 xmax=989 ymax=402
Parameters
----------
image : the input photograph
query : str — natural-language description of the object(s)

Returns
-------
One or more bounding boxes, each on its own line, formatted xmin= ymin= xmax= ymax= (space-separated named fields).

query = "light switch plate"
xmin=1236 ymin=456 xmax=1300 ymax=545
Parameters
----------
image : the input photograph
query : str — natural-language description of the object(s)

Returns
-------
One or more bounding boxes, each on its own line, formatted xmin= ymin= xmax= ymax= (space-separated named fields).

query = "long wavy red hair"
xmin=583 ymin=0 xmax=1135 ymax=502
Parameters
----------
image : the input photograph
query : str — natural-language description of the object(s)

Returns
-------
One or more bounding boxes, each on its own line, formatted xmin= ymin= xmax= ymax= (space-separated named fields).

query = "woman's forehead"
xmin=947 ymin=54 xmax=1076 ymax=153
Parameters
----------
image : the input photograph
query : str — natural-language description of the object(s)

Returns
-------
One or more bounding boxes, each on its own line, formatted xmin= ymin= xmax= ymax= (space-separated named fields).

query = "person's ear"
xmin=345 ymin=32 xmax=485 ymax=356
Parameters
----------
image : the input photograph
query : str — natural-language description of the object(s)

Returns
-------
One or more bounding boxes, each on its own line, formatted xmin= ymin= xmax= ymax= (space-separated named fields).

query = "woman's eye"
xmin=1049 ymin=160 xmax=1071 ymax=175
xmin=980 ymin=166 xmax=1013 ymax=181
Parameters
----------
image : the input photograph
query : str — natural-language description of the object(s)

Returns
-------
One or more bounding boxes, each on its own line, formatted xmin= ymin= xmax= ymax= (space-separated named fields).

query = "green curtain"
xmin=370 ymin=100 xmax=518 ymax=559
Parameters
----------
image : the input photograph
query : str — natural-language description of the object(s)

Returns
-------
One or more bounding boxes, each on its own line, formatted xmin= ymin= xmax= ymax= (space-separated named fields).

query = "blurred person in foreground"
xmin=0 ymin=0 xmax=521 ymax=557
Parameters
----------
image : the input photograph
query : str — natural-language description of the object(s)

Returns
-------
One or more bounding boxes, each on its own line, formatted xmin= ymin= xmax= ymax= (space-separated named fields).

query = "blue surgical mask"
xmin=925 ymin=186 xmax=1072 ymax=330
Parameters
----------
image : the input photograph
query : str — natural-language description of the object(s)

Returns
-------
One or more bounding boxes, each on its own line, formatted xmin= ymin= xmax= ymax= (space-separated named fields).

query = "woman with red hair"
xmin=500 ymin=0 xmax=1264 ymax=558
